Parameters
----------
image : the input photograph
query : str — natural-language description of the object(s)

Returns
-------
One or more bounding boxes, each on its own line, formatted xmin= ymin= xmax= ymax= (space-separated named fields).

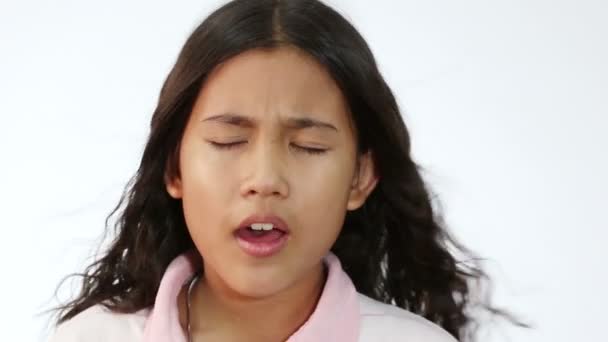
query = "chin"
xmin=227 ymin=270 xmax=293 ymax=299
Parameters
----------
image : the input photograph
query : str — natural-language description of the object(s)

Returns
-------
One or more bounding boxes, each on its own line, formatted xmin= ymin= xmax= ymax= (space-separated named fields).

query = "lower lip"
xmin=235 ymin=230 xmax=289 ymax=258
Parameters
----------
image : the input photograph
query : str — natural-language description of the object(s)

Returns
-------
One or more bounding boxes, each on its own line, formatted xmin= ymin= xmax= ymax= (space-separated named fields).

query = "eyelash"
xmin=208 ymin=141 xmax=328 ymax=155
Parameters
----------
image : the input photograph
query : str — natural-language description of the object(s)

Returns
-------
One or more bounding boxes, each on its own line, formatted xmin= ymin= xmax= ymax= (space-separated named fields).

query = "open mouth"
xmin=234 ymin=226 xmax=289 ymax=257
xmin=233 ymin=215 xmax=291 ymax=257
xmin=235 ymin=226 xmax=287 ymax=242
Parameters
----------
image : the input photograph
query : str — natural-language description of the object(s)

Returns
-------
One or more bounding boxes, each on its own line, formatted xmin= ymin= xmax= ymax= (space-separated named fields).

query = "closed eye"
xmin=291 ymin=144 xmax=327 ymax=155
xmin=208 ymin=141 xmax=245 ymax=150
xmin=207 ymin=141 xmax=328 ymax=155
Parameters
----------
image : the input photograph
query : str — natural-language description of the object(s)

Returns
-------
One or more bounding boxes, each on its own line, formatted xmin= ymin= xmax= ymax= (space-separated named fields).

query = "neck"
xmin=187 ymin=261 xmax=327 ymax=341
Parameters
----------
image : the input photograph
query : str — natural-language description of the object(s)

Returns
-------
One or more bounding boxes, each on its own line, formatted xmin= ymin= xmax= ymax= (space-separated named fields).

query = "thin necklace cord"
xmin=186 ymin=272 xmax=201 ymax=342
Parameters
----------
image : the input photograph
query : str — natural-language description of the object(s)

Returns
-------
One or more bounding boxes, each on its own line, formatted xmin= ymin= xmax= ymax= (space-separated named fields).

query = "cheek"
xmin=294 ymin=160 xmax=353 ymax=244
xmin=178 ymin=149 xmax=239 ymax=246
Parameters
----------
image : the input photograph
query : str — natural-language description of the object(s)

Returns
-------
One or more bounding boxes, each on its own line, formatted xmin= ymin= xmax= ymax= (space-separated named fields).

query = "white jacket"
xmin=49 ymin=251 xmax=458 ymax=342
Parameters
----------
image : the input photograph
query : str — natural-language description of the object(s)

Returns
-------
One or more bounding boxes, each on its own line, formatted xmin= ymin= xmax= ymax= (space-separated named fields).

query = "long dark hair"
xmin=52 ymin=0 xmax=530 ymax=340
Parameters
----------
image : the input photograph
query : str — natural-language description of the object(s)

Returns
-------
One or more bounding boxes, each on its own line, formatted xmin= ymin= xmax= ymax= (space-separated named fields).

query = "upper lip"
xmin=237 ymin=213 xmax=290 ymax=233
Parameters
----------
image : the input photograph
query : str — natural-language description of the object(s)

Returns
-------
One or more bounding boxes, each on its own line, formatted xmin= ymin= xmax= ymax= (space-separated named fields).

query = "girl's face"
xmin=166 ymin=46 xmax=377 ymax=298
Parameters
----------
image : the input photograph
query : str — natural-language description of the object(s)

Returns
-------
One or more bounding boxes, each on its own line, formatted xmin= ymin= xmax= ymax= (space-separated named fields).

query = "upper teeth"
xmin=251 ymin=223 xmax=274 ymax=231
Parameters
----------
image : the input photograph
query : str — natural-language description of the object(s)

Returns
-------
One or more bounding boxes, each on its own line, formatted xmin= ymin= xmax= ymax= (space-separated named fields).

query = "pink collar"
xmin=142 ymin=250 xmax=360 ymax=341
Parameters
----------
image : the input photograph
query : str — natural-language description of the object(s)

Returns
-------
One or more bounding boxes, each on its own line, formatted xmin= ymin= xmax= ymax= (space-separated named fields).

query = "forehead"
xmin=193 ymin=46 xmax=352 ymax=130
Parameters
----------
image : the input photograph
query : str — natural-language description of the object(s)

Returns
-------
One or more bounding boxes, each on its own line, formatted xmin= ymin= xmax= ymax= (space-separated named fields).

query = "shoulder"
xmin=357 ymin=293 xmax=458 ymax=342
xmin=48 ymin=304 xmax=149 ymax=342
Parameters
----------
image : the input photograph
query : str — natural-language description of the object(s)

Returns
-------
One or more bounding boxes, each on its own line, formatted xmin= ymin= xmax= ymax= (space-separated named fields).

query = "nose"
xmin=240 ymin=138 xmax=289 ymax=199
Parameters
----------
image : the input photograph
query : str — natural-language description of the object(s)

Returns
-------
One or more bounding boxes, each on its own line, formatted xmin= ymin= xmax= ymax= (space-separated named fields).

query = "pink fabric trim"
xmin=142 ymin=250 xmax=201 ymax=342
xmin=142 ymin=250 xmax=360 ymax=342
xmin=285 ymin=252 xmax=360 ymax=341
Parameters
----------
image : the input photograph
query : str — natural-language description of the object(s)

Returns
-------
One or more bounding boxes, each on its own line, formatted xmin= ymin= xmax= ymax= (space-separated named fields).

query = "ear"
xmin=164 ymin=169 xmax=183 ymax=199
xmin=346 ymin=151 xmax=378 ymax=211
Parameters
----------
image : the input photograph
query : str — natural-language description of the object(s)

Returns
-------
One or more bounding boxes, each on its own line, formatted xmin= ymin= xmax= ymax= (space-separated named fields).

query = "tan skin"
xmin=165 ymin=46 xmax=378 ymax=341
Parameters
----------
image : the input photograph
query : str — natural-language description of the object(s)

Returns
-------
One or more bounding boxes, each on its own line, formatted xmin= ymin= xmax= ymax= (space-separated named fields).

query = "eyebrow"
xmin=200 ymin=113 xmax=339 ymax=132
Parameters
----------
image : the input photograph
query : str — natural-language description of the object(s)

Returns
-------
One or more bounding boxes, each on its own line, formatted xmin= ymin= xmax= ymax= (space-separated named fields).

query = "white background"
xmin=1 ymin=0 xmax=606 ymax=341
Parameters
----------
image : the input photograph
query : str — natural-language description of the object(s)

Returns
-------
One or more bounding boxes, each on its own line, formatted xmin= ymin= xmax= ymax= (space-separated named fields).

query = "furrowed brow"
xmin=200 ymin=112 xmax=338 ymax=132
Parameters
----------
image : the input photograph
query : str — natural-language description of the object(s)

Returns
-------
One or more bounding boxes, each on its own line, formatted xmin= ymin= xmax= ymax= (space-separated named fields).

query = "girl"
xmin=49 ymin=0 xmax=527 ymax=341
